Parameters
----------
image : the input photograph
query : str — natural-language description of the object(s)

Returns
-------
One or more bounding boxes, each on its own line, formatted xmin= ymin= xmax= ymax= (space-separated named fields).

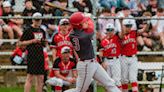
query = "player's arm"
xmin=50 ymin=34 xmax=58 ymax=61
xmin=54 ymin=70 xmax=68 ymax=81
xmin=17 ymin=29 xmax=40 ymax=47
xmin=119 ymin=18 xmax=126 ymax=39
xmin=52 ymin=49 xmax=57 ymax=61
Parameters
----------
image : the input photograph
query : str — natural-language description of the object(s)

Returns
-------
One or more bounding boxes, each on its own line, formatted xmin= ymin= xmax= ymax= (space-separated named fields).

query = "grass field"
xmin=0 ymin=86 xmax=105 ymax=92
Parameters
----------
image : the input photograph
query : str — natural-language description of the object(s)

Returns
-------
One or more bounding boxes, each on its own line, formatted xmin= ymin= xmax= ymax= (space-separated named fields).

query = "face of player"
xmin=3 ymin=7 xmax=11 ymax=13
xmin=80 ymin=21 xmax=88 ymax=29
xmin=32 ymin=19 xmax=42 ymax=28
xmin=106 ymin=29 xmax=114 ymax=37
xmin=60 ymin=23 xmax=70 ymax=35
xmin=61 ymin=53 xmax=70 ymax=62
xmin=124 ymin=24 xmax=132 ymax=33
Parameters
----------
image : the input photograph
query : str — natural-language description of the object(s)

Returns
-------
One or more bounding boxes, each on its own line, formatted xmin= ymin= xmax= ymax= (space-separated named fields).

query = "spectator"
xmin=99 ymin=0 xmax=127 ymax=10
xmin=158 ymin=0 xmax=164 ymax=9
xmin=0 ymin=1 xmax=14 ymax=45
xmin=46 ymin=46 xmax=77 ymax=92
xmin=146 ymin=0 xmax=158 ymax=16
xmin=31 ymin=0 xmax=44 ymax=11
xmin=18 ymin=12 xmax=46 ymax=92
xmin=115 ymin=7 xmax=137 ymax=32
xmin=10 ymin=46 xmax=27 ymax=65
xmin=73 ymin=0 xmax=93 ymax=13
xmin=50 ymin=19 xmax=73 ymax=61
xmin=97 ymin=8 xmax=115 ymax=40
xmin=22 ymin=0 xmax=36 ymax=26
xmin=137 ymin=11 xmax=154 ymax=51
xmin=151 ymin=8 xmax=164 ymax=50
xmin=2 ymin=1 xmax=22 ymax=38
xmin=40 ymin=1 xmax=57 ymax=41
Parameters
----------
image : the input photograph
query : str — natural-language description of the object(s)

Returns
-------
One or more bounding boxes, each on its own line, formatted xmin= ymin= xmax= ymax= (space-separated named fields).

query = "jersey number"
xmin=72 ymin=38 xmax=80 ymax=51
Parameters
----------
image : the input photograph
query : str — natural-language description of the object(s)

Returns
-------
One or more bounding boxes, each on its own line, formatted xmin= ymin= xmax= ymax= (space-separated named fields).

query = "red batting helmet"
xmin=69 ymin=12 xmax=85 ymax=25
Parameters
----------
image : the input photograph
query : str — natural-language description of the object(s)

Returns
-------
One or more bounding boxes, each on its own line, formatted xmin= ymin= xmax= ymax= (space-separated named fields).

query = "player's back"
xmin=70 ymin=29 xmax=95 ymax=61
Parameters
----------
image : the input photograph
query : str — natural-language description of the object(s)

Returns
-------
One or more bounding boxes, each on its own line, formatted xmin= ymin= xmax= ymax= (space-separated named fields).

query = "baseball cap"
xmin=123 ymin=19 xmax=133 ymax=27
xmin=59 ymin=19 xmax=70 ymax=25
xmin=105 ymin=23 xmax=115 ymax=32
xmin=32 ymin=12 xmax=42 ymax=20
xmin=61 ymin=46 xmax=70 ymax=54
xmin=3 ymin=1 xmax=11 ymax=7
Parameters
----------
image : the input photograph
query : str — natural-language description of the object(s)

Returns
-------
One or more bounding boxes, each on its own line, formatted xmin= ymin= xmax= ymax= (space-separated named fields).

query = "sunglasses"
xmin=125 ymin=24 xmax=132 ymax=28
xmin=106 ymin=28 xmax=114 ymax=32
xmin=61 ymin=22 xmax=69 ymax=26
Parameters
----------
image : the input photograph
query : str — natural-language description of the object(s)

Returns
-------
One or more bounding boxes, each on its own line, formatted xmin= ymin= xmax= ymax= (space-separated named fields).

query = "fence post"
xmin=159 ymin=65 xmax=164 ymax=92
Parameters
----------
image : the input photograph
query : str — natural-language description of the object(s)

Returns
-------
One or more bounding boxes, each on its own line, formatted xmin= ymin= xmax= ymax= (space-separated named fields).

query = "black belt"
xmin=122 ymin=55 xmax=136 ymax=57
xmin=80 ymin=58 xmax=94 ymax=62
xmin=106 ymin=56 xmax=119 ymax=59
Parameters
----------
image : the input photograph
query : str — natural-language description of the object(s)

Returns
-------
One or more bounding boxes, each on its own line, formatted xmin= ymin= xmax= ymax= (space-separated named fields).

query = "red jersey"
xmin=52 ymin=58 xmax=76 ymax=77
xmin=121 ymin=30 xmax=137 ymax=56
xmin=51 ymin=33 xmax=73 ymax=57
xmin=101 ymin=34 xmax=121 ymax=57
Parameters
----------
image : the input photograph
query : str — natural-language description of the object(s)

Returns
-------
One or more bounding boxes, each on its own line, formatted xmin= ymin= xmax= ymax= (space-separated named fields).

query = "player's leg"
xmin=129 ymin=57 xmax=138 ymax=92
xmin=93 ymin=62 xmax=121 ymax=92
xmin=35 ymin=74 xmax=44 ymax=92
xmin=46 ymin=77 xmax=63 ymax=92
xmin=64 ymin=61 xmax=97 ymax=92
xmin=120 ymin=56 xmax=129 ymax=92
xmin=111 ymin=58 xmax=122 ymax=90
xmin=24 ymin=74 xmax=34 ymax=92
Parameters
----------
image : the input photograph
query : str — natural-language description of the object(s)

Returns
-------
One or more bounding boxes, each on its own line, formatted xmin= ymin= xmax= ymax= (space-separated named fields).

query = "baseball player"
xmin=64 ymin=12 xmax=121 ymax=92
xmin=46 ymin=46 xmax=77 ymax=92
xmin=50 ymin=19 xmax=73 ymax=61
xmin=120 ymin=19 xmax=138 ymax=92
xmin=100 ymin=23 xmax=122 ymax=90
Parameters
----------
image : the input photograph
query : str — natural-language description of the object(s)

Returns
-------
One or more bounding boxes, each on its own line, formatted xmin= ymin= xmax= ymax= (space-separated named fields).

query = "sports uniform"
xmin=120 ymin=19 xmax=138 ymax=92
xmin=50 ymin=19 xmax=73 ymax=59
xmin=100 ymin=23 xmax=122 ymax=89
xmin=64 ymin=12 xmax=121 ymax=92
xmin=46 ymin=47 xmax=77 ymax=92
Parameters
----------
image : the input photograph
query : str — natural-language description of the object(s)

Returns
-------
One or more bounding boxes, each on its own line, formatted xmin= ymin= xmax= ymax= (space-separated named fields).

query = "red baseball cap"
xmin=69 ymin=12 xmax=87 ymax=25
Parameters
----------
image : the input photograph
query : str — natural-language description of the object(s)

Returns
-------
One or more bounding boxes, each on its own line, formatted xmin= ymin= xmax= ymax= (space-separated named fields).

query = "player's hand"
xmin=31 ymin=39 xmax=41 ymax=44
xmin=66 ymin=78 xmax=76 ymax=84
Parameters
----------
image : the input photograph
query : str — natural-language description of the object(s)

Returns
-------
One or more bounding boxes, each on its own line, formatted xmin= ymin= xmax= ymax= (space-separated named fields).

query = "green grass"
xmin=0 ymin=86 xmax=105 ymax=92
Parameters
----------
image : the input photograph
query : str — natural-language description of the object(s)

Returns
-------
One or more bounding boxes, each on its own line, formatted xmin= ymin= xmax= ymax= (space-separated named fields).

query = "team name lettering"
xmin=104 ymin=43 xmax=116 ymax=50
xmin=57 ymin=41 xmax=72 ymax=47
xmin=122 ymin=38 xmax=135 ymax=45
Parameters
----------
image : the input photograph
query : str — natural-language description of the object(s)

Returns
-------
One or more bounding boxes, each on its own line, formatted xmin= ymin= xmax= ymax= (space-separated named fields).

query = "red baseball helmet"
xmin=69 ymin=12 xmax=85 ymax=25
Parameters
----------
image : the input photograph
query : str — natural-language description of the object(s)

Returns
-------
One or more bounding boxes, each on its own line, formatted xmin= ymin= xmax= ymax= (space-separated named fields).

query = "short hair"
xmin=101 ymin=8 xmax=111 ymax=13
xmin=157 ymin=8 xmax=163 ymax=13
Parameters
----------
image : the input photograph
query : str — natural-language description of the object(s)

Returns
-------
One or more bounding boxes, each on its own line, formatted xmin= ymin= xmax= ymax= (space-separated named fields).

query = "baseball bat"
xmin=45 ymin=2 xmax=75 ymax=14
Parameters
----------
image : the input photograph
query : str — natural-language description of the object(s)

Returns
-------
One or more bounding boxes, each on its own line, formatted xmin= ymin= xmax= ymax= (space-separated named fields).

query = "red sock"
xmin=131 ymin=82 xmax=138 ymax=92
xmin=122 ymin=84 xmax=128 ymax=92
xmin=55 ymin=86 xmax=62 ymax=91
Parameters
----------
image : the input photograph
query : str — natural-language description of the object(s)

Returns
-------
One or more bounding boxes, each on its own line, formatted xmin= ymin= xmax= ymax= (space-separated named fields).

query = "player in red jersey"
xmin=50 ymin=19 xmax=73 ymax=61
xmin=100 ymin=23 xmax=122 ymax=90
xmin=46 ymin=46 xmax=77 ymax=92
xmin=120 ymin=19 xmax=138 ymax=92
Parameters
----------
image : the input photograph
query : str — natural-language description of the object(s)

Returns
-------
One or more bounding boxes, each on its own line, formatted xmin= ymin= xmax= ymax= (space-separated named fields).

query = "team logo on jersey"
xmin=33 ymin=32 xmax=43 ymax=40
